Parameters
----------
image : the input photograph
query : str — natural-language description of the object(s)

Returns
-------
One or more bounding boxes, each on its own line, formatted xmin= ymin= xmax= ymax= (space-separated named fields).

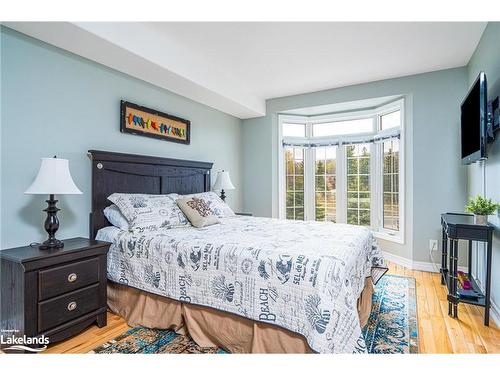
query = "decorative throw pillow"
xmin=103 ymin=204 xmax=130 ymax=231
xmin=107 ymin=193 xmax=190 ymax=232
xmin=181 ymin=191 xmax=235 ymax=218
xmin=176 ymin=196 xmax=220 ymax=228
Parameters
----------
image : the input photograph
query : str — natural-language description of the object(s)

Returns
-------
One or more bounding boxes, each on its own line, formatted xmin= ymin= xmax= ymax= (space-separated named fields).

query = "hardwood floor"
xmin=43 ymin=312 xmax=130 ymax=354
xmin=388 ymin=261 xmax=500 ymax=354
xmin=43 ymin=261 xmax=500 ymax=354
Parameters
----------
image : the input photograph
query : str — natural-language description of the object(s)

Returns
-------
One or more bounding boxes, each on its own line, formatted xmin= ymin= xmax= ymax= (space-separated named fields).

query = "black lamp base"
xmin=39 ymin=194 xmax=64 ymax=250
xmin=220 ymin=189 xmax=226 ymax=202
xmin=39 ymin=238 xmax=64 ymax=250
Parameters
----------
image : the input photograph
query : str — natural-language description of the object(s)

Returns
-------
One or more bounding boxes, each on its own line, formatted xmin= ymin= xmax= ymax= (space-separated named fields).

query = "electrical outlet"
xmin=429 ymin=239 xmax=438 ymax=252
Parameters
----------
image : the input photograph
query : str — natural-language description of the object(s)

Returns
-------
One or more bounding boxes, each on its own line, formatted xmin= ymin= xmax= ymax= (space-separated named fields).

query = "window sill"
xmin=373 ymin=230 xmax=404 ymax=244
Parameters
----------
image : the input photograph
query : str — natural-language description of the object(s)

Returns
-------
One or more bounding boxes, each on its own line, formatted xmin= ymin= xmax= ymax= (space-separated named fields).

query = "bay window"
xmin=278 ymin=99 xmax=404 ymax=242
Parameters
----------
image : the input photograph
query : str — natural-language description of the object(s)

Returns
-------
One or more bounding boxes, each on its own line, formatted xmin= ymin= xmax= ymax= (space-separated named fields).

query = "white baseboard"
xmin=382 ymin=250 xmax=500 ymax=328
xmin=490 ymin=300 xmax=500 ymax=329
xmin=381 ymin=251 xmax=464 ymax=273
xmin=382 ymin=251 xmax=414 ymax=270
xmin=382 ymin=251 xmax=468 ymax=273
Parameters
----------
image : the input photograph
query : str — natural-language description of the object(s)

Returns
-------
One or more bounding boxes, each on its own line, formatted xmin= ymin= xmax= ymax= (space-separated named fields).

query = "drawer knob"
xmin=67 ymin=301 xmax=77 ymax=311
xmin=67 ymin=273 xmax=78 ymax=283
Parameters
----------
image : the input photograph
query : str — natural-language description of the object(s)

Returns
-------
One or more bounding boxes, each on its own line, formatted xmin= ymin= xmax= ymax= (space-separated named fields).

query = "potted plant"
xmin=465 ymin=195 xmax=500 ymax=225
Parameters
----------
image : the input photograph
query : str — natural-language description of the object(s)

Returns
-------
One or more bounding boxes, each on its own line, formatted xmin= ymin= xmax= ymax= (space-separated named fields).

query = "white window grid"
xmin=277 ymin=98 xmax=405 ymax=244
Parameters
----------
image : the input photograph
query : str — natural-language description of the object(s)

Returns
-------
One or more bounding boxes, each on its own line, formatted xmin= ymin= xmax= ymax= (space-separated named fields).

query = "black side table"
xmin=440 ymin=213 xmax=494 ymax=326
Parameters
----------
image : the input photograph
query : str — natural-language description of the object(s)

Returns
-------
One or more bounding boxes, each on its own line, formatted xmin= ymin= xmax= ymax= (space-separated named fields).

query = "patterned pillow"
xmin=176 ymin=196 xmax=220 ymax=228
xmin=103 ymin=204 xmax=130 ymax=231
xmin=181 ymin=192 xmax=235 ymax=218
xmin=107 ymin=193 xmax=190 ymax=232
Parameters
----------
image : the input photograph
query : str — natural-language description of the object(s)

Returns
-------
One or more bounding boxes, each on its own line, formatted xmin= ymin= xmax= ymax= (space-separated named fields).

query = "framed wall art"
xmin=120 ymin=100 xmax=191 ymax=144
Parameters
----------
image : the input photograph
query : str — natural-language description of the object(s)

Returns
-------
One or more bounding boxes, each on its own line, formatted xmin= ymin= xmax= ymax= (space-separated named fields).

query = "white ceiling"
xmin=5 ymin=22 xmax=487 ymax=119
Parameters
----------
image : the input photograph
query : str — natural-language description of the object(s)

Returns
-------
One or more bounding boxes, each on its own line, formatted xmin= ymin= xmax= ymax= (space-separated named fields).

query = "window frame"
xmin=284 ymin=146 xmax=306 ymax=220
xmin=278 ymin=98 xmax=405 ymax=244
xmin=313 ymin=145 xmax=340 ymax=223
xmin=373 ymin=101 xmax=405 ymax=243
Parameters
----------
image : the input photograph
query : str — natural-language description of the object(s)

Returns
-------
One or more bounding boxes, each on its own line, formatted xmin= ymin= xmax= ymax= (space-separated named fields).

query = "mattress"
xmin=97 ymin=216 xmax=386 ymax=353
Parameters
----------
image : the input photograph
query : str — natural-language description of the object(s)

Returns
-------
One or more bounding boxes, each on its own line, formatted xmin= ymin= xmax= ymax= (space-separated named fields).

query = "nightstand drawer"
xmin=38 ymin=283 xmax=100 ymax=332
xmin=39 ymin=257 xmax=100 ymax=300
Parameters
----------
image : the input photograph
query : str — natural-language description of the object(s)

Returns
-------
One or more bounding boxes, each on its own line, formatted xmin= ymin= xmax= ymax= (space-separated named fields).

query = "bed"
xmin=88 ymin=150 xmax=387 ymax=354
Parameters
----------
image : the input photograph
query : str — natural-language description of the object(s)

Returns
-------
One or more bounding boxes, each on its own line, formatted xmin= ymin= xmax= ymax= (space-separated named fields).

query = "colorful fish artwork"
xmin=127 ymin=113 xmax=186 ymax=136
xmin=121 ymin=101 xmax=190 ymax=144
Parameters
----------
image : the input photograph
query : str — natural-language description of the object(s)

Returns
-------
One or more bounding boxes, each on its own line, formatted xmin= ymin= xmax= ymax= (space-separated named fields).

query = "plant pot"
xmin=474 ymin=214 xmax=488 ymax=225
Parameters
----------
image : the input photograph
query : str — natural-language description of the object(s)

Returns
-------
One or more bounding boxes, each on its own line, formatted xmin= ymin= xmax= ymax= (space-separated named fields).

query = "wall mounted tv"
xmin=460 ymin=71 xmax=487 ymax=164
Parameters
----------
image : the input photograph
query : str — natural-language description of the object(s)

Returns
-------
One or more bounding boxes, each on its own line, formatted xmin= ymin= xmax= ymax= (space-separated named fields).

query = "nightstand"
xmin=0 ymin=237 xmax=110 ymax=348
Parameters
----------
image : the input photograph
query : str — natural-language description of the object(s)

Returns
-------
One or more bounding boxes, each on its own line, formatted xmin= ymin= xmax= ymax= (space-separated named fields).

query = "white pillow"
xmin=107 ymin=193 xmax=191 ymax=232
xmin=103 ymin=204 xmax=130 ymax=231
xmin=181 ymin=191 xmax=235 ymax=218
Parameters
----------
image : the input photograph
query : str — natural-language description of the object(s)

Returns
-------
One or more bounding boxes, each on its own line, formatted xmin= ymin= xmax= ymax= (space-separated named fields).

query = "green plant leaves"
xmin=464 ymin=195 xmax=500 ymax=215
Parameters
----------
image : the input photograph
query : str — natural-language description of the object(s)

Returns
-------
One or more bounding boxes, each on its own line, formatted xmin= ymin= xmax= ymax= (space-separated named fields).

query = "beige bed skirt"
xmin=107 ymin=279 xmax=374 ymax=353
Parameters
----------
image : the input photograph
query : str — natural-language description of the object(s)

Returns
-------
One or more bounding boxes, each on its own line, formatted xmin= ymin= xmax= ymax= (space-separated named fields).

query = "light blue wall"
xmin=242 ymin=68 xmax=469 ymax=263
xmin=0 ymin=27 xmax=243 ymax=248
xmin=466 ymin=22 xmax=500 ymax=317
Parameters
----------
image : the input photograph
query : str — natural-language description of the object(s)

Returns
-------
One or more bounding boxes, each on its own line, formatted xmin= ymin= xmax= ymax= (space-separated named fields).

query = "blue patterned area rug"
xmin=89 ymin=327 xmax=227 ymax=354
xmin=90 ymin=275 xmax=418 ymax=354
xmin=363 ymin=275 xmax=419 ymax=354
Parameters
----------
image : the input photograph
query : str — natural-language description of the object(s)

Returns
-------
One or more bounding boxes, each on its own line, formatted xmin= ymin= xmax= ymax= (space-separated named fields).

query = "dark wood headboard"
xmin=88 ymin=150 xmax=213 ymax=239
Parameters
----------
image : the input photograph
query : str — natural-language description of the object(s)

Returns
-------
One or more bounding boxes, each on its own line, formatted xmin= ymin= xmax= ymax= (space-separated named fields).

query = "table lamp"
xmin=25 ymin=156 xmax=82 ymax=249
xmin=213 ymin=170 xmax=235 ymax=202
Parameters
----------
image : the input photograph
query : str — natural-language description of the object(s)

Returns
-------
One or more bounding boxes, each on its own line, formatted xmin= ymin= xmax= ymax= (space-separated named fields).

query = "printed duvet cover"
xmin=99 ymin=216 xmax=387 ymax=353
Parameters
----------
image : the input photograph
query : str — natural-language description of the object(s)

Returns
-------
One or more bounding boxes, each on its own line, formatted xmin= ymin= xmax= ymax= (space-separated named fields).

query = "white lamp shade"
xmin=213 ymin=170 xmax=235 ymax=191
xmin=25 ymin=158 xmax=82 ymax=195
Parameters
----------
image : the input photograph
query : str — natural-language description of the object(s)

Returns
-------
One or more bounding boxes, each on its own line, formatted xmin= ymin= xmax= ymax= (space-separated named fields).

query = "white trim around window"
xmin=277 ymin=98 xmax=405 ymax=244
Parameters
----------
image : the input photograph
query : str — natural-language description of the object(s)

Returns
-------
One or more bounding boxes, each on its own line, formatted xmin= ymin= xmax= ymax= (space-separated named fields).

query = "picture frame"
xmin=120 ymin=100 xmax=191 ymax=145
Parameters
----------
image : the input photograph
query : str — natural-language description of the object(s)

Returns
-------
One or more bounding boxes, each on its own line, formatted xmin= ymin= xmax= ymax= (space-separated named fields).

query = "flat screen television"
xmin=461 ymin=72 xmax=488 ymax=164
